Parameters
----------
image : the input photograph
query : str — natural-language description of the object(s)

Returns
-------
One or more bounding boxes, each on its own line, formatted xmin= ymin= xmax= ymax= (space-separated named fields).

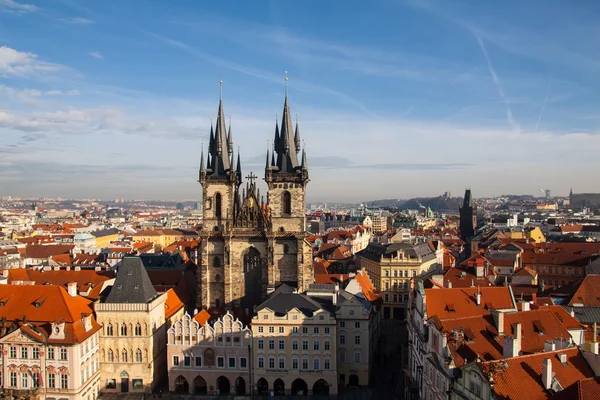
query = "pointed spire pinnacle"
xmin=285 ymin=70 xmax=288 ymax=99
xmin=273 ymin=114 xmax=280 ymax=151
xmin=211 ymin=79 xmax=231 ymax=174
xmin=220 ymin=78 xmax=223 ymax=100
xmin=276 ymin=72 xmax=299 ymax=172
xmin=200 ymin=143 xmax=206 ymax=174
xmin=236 ymin=146 xmax=242 ymax=184
xmin=265 ymin=141 xmax=271 ymax=171
xmin=302 ymin=141 xmax=308 ymax=171
xmin=227 ymin=115 xmax=233 ymax=154
xmin=294 ymin=112 xmax=301 ymax=152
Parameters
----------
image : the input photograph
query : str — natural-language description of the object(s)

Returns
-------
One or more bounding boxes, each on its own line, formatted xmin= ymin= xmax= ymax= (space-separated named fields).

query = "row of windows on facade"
xmin=384 ymin=281 xmax=411 ymax=290
xmin=257 ymin=356 xmax=338 ymax=370
xmin=535 ymin=266 xmax=580 ymax=275
xmin=384 ymin=270 xmax=417 ymax=278
xmin=3 ymin=372 xmax=69 ymax=390
xmin=256 ymin=325 xmax=338 ymax=334
xmin=105 ymin=349 xmax=146 ymax=363
xmin=172 ymin=334 xmax=244 ymax=345
xmin=384 ymin=294 xmax=409 ymax=303
xmin=104 ymin=323 xmax=145 ymax=336
xmin=257 ymin=338 xmax=334 ymax=351
xmin=212 ymin=191 xmax=292 ymax=218
xmin=8 ymin=346 xmax=68 ymax=360
xmin=260 ymin=312 xmax=334 ymax=322
xmin=173 ymin=355 xmax=248 ymax=369
xmin=79 ymin=358 xmax=99 ymax=386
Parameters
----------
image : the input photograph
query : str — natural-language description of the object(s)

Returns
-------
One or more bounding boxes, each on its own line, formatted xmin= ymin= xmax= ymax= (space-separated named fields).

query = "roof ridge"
xmin=480 ymin=347 xmax=578 ymax=364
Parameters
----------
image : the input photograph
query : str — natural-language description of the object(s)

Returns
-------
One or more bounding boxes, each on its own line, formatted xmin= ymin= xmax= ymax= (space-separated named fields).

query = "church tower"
xmin=264 ymin=78 xmax=309 ymax=233
xmin=197 ymin=83 xmax=241 ymax=308
xmin=199 ymin=83 xmax=240 ymax=232
xmin=459 ymin=189 xmax=477 ymax=242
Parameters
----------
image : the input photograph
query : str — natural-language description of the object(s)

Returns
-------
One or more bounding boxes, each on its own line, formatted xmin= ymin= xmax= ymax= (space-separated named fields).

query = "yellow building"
xmin=91 ymin=229 xmax=120 ymax=249
xmin=96 ymin=257 xmax=184 ymax=394
xmin=503 ymin=227 xmax=546 ymax=243
xmin=132 ymin=228 xmax=197 ymax=251
xmin=251 ymin=285 xmax=338 ymax=396
xmin=358 ymin=242 xmax=442 ymax=320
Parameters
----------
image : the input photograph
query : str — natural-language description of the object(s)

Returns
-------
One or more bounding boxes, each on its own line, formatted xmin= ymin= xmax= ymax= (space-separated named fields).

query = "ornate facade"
xmin=197 ymin=85 xmax=313 ymax=309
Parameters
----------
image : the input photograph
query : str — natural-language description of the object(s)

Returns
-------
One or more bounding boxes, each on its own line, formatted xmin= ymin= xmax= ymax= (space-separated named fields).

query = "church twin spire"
xmin=199 ymin=76 xmax=308 ymax=186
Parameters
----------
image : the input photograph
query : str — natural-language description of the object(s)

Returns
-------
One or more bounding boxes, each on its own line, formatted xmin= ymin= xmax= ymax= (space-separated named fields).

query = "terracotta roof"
xmin=353 ymin=269 xmax=380 ymax=302
xmin=24 ymin=244 xmax=74 ymax=259
xmin=553 ymin=377 xmax=600 ymax=400
xmin=438 ymin=308 xmax=575 ymax=367
xmin=193 ymin=309 xmax=211 ymax=326
xmin=514 ymin=266 xmax=537 ymax=277
xmin=443 ymin=267 xmax=494 ymax=289
xmin=425 ymin=287 xmax=515 ymax=320
xmin=6 ymin=268 xmax=113 ymax=296
xmin=0 ymin=285 xmax=101 ymax=345
xmin=568 ymin=275 xmax=600 ymax=306
xmin=481 ymin=348 xmax=594 ymax=400
xmin=164 ymin=288 xmax=185 ymax=319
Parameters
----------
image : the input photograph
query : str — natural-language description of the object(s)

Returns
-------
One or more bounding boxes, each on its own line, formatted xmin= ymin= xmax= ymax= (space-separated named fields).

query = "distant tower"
xmin=459 ymin=189 xmax=477 ymax=242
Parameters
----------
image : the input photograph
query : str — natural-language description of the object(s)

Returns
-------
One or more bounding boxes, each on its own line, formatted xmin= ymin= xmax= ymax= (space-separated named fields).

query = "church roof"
xmin=104 ymin=256 xmax=158 ymax=304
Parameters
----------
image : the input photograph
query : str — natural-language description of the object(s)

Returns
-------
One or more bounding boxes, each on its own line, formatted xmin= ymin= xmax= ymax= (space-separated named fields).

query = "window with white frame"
xmin=278 ymin=358 xmax=285 ymax=369
xmin=324 ymin=327 xmax=330 ymax=334
xmin=21 ymin=347 xmax=28 ymax=359
xmin=258 ymin=326 xmax=264 ymax=333
xmin=302 ymin=358 xmax=308 ymax=370
xmin=9 ymin=372 xmax=16 ymax=387
xmin=324 ymin=340 xmax=330 ymax=350
xmin=292 ymin=358 xmax=298 ymax=370
xmin=61 ymin=374 xmax=68 ymax=389
xmin=240 ymin=357 xmax=247 ymax=368
xmin=268 ymin=340 xmax=275 ymax=350
xmin=313 ymin=340 xmax=320 ymax=351
xmin=313 ymin=358 xmax=320 ymax=370
xmin=21 ymin=373 xmax=27 ymax=388
xmin=217 ymin=357 xmax=224 ymax=368
xmin=278 ymin=340 xmax=285 ymax=350
xmin=278 ymin=327 xmax=284 ymax=334
xmin=268 ymin=326 xmax=274 ymax=333
xmin=292 ymin=340 xmax=298 ymax=350
xmin=354 ymin=352 xmax=361 ymax=363
xmin=258 ymin=357 xmax=264 ymax=369
xmin=229 ymin=357 xmax=235 ymax=368
xmin=324 ymin=358 xmax=330 ymax=369
xmin=268 ymin=357 xmax=275 ymax=369
xmin=258 ymin=339 xmax=264 ymax=349
xmin=47 ymin=373 xmax=55 ymax=388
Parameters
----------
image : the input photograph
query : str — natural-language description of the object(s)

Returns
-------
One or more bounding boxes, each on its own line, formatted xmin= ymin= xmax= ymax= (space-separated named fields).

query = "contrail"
xmin=535 ymin=75 xmax=552 ymax=132
xmin=476 ymin=36 xmax=520 ymax=133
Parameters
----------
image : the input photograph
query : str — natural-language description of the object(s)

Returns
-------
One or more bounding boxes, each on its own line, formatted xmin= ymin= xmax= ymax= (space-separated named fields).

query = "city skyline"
xmin=1 ymin=0 xmax=600 ymax=202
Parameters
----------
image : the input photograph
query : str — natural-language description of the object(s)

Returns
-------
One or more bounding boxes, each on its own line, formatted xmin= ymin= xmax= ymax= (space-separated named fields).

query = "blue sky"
xmin=1 ymin=0 xmax=599 ymax=202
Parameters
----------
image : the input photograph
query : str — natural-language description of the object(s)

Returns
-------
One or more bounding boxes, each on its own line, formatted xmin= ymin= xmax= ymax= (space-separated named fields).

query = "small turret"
xmin=227 ymin=116 xmax=233 ymax=155
xmin=294 ymin=113 xmax=301 ymax=152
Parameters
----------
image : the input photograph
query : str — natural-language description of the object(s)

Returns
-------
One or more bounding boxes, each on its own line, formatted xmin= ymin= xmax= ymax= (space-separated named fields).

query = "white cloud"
xmin=67 ymin=89 xmax=80 ymax=96
xmin=0 ymin=46 xmax=64 ymax=77
xmin=0 ymin=0 xmax=38 ymax=14
xmin=88 ymin=51 xmax=104 ymax=60
xmin=59 ymin=17 xmax=94 ymax=24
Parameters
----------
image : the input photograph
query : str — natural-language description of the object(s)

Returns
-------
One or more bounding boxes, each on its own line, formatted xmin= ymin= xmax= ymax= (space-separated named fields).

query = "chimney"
xmin=521 ymin=301 xmax=530 ymax=311
xmin=592 ymin=323 xmax=599 ymax=355
xmin=544 ymin=341 xmax=556 ymax=352
xmin=193 ymin=308 xmax=198 ymax=316
xmin=446 ymin=281 xmax=452 ymax=289
xmin=66 ymin=282 xmax=77 ymax=297
xmin=475 ymin=291 xmax=481 ymax=306
xmin=2 ymin=270 xmax=8 ymax=278
xmin=542 ymin=358 xmax=552 ymax=390
xmin=570 ymin=309 xmax=575 ymax=318
xmin=503 ymin=323 xmax=522 ymax=358
xmin=558 ymin=353 xmax=567 ymax=364
xmin=493 ymin=310 xmax=505 ymax=335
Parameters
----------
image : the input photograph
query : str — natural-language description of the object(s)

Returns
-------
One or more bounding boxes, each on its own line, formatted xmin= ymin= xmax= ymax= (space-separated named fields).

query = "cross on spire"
xmin=246 ymin=172 xmax=258 ymax=186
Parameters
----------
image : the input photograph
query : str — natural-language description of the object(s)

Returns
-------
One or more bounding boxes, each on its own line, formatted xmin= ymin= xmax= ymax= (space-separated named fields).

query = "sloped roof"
xmin=193 ymin=309 xmax=211 ymax=326
xmin=568 ymin=275 xmax=600 ymax=306
xmin=6 ymin=268 xmax=113 ymax=295
xmin=24 ymin=244 xmax=74 ymax=259
xmin=553 ymin=377 xmax=600 ymax=400
xmin=164 ymin=288 xmax=185 ymax=319
xmin=104 ymin=257 xmax=158 ymax=304
xmin=481 ymin=348 xmax=594 ymax=400
xmin=256 ymin=288 xmax=329 ymax=317
xmin=425 ymin=287 xmax=515 ymax=320
xmin=0 ymin=285 xmax=100 ymax=344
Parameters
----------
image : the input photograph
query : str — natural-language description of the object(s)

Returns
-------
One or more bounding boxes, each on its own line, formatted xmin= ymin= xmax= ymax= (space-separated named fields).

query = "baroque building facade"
xmin=197 ymin=85 xmax=313 ymax=309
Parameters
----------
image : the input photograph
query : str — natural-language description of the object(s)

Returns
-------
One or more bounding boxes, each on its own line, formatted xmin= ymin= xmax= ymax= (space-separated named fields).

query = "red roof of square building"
xmin=553 ymin=376 xmax=600 ymax=400
xmin=568 ymin=275 xmax=600 ymax=307
xmin=425 ymin=287 xmax=515 ymax=320
xmin=480 ymin=348 xmax=594 ymax=400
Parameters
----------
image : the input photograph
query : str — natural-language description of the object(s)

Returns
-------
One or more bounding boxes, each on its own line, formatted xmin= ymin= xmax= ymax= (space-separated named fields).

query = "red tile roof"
xmin=353 ymin=269 xmax=380 ymax=302
xmin=443 ymin=267 xmax=494 ymax=288
xmin=553 ymin=376 xmax=600 ymax=400
xmin=193 ymin=309 xmax=211 ymax=326
xmin=0 ymin=285 xmax=101 ymax=345
xmin=514 ymin=266 xmax=537 ymax=277
xmin=164 ymin=288 xmax=185 ymax=319
xmin=24 ymin=244 xmax=74 ymax=259
xmin=568 ymin=275 xmax=600 ymax=306
xmin=425 ymin=287 xmax=515 ymax=320
xmin=6 ymin=268 xmax=113 ymax=296
xmin=481 ymin=348 xmax=594 ymax=400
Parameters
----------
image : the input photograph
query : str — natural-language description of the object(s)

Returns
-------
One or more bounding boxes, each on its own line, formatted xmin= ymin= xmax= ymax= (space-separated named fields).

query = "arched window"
xmin=215 ymin=193 xmax=222 ymax=218
xmin=282 ymin=191 xmax=291 ymax=215
xmin=121 ymin=349 xmax=128 ymax=362
xmin=135 ymin=323 xmax=142 ymax=336
xmin=135 ymin=349 xmax=142 ymax=362
xmin=107 ymin=349 xmax=114 ymax=362
xmin=120 ymin=323 xmax=127 ymax=336
xmin=213 ymin=256 xmax=221 ymax=268
xmin=106 ymin=323 xmax=113 ymax=336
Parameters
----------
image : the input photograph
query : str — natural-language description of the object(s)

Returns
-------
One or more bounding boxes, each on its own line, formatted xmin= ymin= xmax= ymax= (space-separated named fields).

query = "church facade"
xmin=196 ymin=87 xmax=313 ymax=310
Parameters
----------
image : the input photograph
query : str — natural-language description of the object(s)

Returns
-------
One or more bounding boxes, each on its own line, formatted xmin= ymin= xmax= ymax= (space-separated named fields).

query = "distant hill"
xmin=368 ymin=196 xmax=463 ymax=212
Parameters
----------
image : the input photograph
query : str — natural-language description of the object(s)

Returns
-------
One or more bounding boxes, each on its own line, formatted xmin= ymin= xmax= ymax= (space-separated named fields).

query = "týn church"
xmin=196 ymin=82 xmax=313 ymax=310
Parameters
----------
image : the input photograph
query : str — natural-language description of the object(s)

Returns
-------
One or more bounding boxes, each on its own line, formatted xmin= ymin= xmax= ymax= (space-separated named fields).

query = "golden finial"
xmin=285 ymin=71 xmax=288 ymax=97
xmin=219 ymin=75 xmax=223 ymax=100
